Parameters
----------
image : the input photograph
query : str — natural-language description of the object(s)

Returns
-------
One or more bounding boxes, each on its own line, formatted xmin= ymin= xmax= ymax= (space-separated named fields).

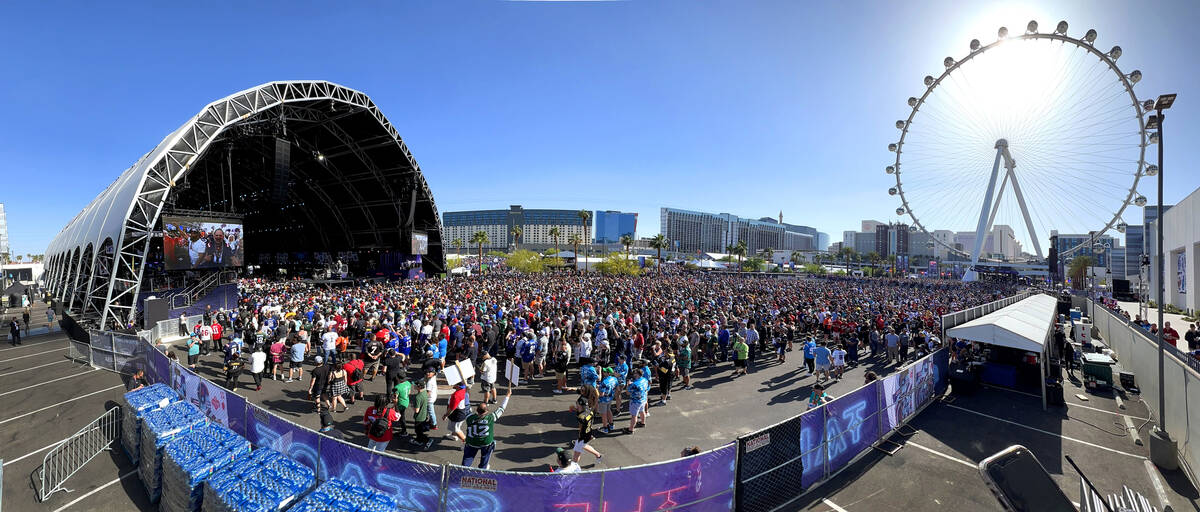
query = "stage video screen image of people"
xmin=163 ymin=216 xmax=244 ymax=270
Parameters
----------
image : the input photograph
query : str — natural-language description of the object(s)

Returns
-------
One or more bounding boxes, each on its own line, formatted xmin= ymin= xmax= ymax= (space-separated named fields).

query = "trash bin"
xmin=1045 ymin=379 xmax=1065 ymax=406
xmin=1082 ymin=353 xmax=1115 ymax=391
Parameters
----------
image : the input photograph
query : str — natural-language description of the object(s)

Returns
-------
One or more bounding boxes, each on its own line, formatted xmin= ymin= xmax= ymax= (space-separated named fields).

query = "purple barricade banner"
xmin=824 ymin=382 xmax=881 ymax=471
xmin=244 ymin=403 xmax=323 ymax=473
xmin=601 ymin=442 xmax=736 ymax=512
xmin=444 ymin=466 xmax=603 ymax=512
xmin=225 ymin=390 xmax=248 ymax=439
xmin=319 ymin=436 xmax=444 ymax=512
xmin=799 ymin=407 xmax=825 ymax=488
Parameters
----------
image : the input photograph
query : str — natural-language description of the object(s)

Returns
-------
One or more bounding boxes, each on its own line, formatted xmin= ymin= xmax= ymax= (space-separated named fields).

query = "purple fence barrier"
xmin=799 ymin=407 xmax=825 ymax=489
xmin=824 ymin=382 xmax=881 ymax=471
xmin=601 ymin=442 xmax=737 ymax=512
xmin=244 ymin=403 xmax=323 ymax=474
xmin=225 ymin=390 xmax=248 ymax=439
xmin=319 ymin=436 xmax=444 ymax=512
xmin=443 ymin=466 xmax=603 ymax=512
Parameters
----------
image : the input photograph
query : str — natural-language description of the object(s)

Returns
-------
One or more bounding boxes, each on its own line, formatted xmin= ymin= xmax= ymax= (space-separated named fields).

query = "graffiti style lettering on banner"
xmin=745 ymin=433 xmax=771 ymax=453
xmin=461 ymin=476 xmax=499 ymax=492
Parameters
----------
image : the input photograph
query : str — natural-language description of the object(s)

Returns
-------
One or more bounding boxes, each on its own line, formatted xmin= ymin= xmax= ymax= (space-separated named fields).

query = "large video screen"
xmin=411 ymin=231 xmax=429 ymax=255
xmin=163 ymin=216 xmax=244 ymax=270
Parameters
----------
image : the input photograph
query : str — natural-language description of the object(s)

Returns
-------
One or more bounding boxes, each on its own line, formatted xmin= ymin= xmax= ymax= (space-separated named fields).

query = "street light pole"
xmin=1147 ymin=93 xmax=1178 ymax=471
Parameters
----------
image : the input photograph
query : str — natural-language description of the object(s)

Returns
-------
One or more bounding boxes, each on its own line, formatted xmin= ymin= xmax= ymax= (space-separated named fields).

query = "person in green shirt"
xmin=392 ymin=373 xmax=412 ymax=438
xmin=462 ymin=382 xmax=513 ymax=469
xmin=732 ymin=334 xmax=749 ymax=377
xmin=678 ymin=341 xmax=693 ymax=390
xmin=409 ymin=380 xmax=432 ymax=450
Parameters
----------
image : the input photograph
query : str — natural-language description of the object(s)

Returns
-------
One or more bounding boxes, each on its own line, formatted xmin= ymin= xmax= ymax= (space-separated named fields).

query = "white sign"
xmin=505 ymin=360 xmax=521 ymax=386
xmin=442 ymin=359 xmax=476 ymax=387
xmin=745 ymin=432 xmax=771 ymax=453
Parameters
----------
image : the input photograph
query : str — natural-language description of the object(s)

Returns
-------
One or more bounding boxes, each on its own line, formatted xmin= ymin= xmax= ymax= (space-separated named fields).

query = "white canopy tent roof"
xmin=946 ymin=294 xmax=1058 ymax=353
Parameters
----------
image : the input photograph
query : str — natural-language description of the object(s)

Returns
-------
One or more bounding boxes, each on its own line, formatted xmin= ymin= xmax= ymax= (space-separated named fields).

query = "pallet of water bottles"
xmin=160 ymin=422 xmax=252 ymax=512
xmin=139 ymin=400 xmax=208 ymax=503
xmin=120 ymin=383 xmax=179 ymax=466
xmin=285 ymin=479 xmax=400 ymax=512
xmin=202 ymin=448 xmax=316 ymax=512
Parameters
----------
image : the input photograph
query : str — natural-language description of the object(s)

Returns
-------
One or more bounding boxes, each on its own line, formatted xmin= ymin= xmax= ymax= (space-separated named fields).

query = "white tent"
xmin=946 ymin=293 xmax=1058 ymax=409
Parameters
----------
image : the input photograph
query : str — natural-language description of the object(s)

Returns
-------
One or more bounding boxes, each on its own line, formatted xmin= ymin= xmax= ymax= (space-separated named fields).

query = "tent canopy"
xmin=946 ymin=294 xmax=1058 ymax=353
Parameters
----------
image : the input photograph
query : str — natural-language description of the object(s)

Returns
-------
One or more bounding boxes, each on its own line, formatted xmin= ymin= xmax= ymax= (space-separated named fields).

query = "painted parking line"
xmin=822 ymin=498 xmax=850 ymax=512
xmin=906 ymin=440 xmax=976 ymax=469
xmin=3 ymin=439 xmax=68 ymax=467
xmin=0 ymin=369 xmax=99 ymax=398
xmin=0 ymin=384 xmax=124 ymax=426
xmin=51 ymin=469 xmax=139 ymax=512
xmin=0 ymin=337 xmax=67 ymax=352
xmin=0 ymin=346 xmax=67 ymax=364
xmin=0 ymin=359 xmax=70 ymax=377
xmin=942 ymin=403 xmax=1147 ymax=460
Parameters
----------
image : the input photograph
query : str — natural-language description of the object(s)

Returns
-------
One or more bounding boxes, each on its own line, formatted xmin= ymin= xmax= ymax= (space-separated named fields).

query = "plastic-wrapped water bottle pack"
xmin=202 ymin=448 xmax=315 ymax=512
xmin=121 ymin=383 xmax=178 ymax=466
xmin=284 ymin=479 xmax=399 ymax=512
xmin=160 ymin=423 xmax=251 ymax=512
xmin=137 ymin=401 xmax=207 ymax=503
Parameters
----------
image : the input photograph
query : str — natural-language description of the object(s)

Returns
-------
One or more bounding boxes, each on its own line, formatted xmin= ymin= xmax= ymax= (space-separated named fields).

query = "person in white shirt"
xmin=555 ymin=447 xmax=581 ymax=473
xmin=321 ymin=329 xmax=339 ymax=362
xmin=424 ymin=367 xmax=440 ymax=428
xmin=479 ymin=351 xmax=498 ymax=404
xmin=250 ymin=347 xmax=267 ymax=391
xmin=831 ymin=344 xmax=847 ymax=380
xmin=199 ymin=323 xmax=214 ymax=355
xmin=188 ymin=234 xmax=208 ymax=267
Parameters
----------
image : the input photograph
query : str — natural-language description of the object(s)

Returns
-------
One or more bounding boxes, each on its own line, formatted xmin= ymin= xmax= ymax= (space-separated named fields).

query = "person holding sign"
xmin=462 ymin=382 xmax=513 ymax=469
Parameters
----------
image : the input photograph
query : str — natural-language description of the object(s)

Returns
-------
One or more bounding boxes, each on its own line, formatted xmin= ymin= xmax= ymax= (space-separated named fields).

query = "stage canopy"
xmin=946 ymin=293 xmax=1058 ymax=353
xmin=43 ymin=81 xmax=444 ymax=329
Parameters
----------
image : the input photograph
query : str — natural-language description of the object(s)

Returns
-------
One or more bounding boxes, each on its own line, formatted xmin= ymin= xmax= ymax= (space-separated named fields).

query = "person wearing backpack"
xmin=363 ymin=394 xmax=400 ymax=452
xmin=343 ymin=353 xmax=365 ymax=404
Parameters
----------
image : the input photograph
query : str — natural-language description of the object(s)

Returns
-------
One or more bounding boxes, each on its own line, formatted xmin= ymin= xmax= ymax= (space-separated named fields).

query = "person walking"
xmin=813 ymin=341 xmax=832 ymax=382
xmin=625 ymin=366 xmax=650 ymax=435
xmin=9 ymin=317 xmax=22 ymax=346
xmin=479 ymin=351 xmax=498 ymax=404
xmin=656 ymin=348 xmax=676 ymax=403
xmin=802 ymin=337 xmax=816 ymax=375
xmin=344 ymin=353 xmax=366 ymax=404
xmin=308 ymin=356 xmax=332 ymax=411
xmin=731 ymin=335 xmax=749 ymax=378
xmin=461 ymin=383 xmax=512 ymax=469
xmin=569 ymin=385 xmax=604 ymax=464
xmin=185 ymin=332 xmax=200 ymax=369
xmin=391 ymin=372 xmax=411 ymax=438
xmin=327 ymin=362 xmax=350 ymax=412
xmin=249 ymin=344 xmax=266 ymax=391
xmin=269 ymin=337 xmax=285 ymax=380
xmin=363 ymin=394 xmax=400 ymax=452
xmin=287 ymin=338 xmax=307 ymax=382
xmin=410 ymin=379 xmax=433 ymax=450
xmin=598 ymin=367 xmax=618 ymax=433
xmin=442 ymin=382 xmax=470 ymax=442
xmin=885 ymin=328 xmax=900 ymax=364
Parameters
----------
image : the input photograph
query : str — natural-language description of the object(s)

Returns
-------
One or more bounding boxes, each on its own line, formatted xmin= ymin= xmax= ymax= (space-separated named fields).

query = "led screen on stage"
xmin=163 ymin=216 xmax=245 ymax=270
xmin=411 ymin=231 xmax=429 ymax=255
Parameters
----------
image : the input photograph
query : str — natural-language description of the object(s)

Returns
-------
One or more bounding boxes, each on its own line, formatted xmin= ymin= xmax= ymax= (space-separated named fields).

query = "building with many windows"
xmin=0 ymin=203 xmax=9 ymax=258
xmin=660 ymin=208 xmax=819 ymax=255
xmin=1125 ymin=205 xmax=1172 ymax=285
xmin=443 ymin=205 xmax=588 ymax=252
xmin=594 ymin=210 xmax=638 ymax=244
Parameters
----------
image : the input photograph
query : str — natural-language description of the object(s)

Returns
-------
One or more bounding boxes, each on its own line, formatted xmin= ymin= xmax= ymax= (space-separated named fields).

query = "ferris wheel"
xmin=888 ymin=20 xmax=1153 ymax=280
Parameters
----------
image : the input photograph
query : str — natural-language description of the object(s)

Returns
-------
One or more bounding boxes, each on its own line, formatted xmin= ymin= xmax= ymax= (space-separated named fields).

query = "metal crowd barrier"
xmin=38 ymin=406 xmax=123 ymax=502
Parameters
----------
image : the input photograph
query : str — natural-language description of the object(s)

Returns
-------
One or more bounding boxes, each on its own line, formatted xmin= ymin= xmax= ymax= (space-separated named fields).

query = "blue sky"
xmin=1 ymin=0 xmax=1197 ymax=256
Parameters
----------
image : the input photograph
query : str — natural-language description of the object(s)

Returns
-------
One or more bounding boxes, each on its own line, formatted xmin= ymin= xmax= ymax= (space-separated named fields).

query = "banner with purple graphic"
xmin=244 ymin=403 xmax=323 ymax=473
xmin=823 ymin=382 xmax=881 ymax=470
xmin=799 ymin=406 xmax=825 ymax=488
xmin=601 ymin=442 xmax=736 ymax=512
xmin=319 ymin=436 xmax=443 ymax=512
xmin=226 ymin=390 xmax=248 ymax=439
xmin=443 ymin=466 xmax=603 ymax=512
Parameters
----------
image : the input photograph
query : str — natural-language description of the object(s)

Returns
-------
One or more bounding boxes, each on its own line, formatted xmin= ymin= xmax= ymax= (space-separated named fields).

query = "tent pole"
xmin=1041 ymin=344 xmax=1048 ymax=411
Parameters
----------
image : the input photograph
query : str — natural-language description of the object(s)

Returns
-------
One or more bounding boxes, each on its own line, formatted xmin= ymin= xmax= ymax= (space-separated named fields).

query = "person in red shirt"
xmin=344 ymin=354 xmax=366 ymax=404
xmin=442 ymin=382 xmax=469 ymax=442
xmin=363 ymin=394 xmax=400 ymax=452
xmin=211 ymin=321 xmax=223 ymax=353
xmin=1163 ymin=321 xmax=1181 ymax=348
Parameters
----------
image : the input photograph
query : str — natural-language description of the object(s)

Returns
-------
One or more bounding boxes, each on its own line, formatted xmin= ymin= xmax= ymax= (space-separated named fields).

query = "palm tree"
xmin=451 ymin=238 xmax=463 ymax=255
xmin=733 ymin=240 xmax=748 ymax=271
xmin=790 ymin=251 xmax=805 ymax=269
xmin=649 ymin=234 xmax=669 ymax=274
xmin=549 ymin=227 xmax=562 ymax=257
xmin=470 ymin=231 xmax=489 ymax=273
xmin=840 ymin=246 xmax=856 ymax=272
xmin=510 ymin=225 xmax=523 ymax=251
xmin=866 ymin=251 xmax=881 ymax=276
xmin=568 ymin=233 xmax=583 ymax=271
xmin=577 ymin=210 xmax=592 ymax=270
xmin=886 ymin=254 xmax=897 ymax=274
xmin=620 ymin=233 xmax=634 ymax=259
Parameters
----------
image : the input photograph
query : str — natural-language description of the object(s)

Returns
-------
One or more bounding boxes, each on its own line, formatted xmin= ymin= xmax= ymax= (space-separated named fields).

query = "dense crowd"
xmin=179 ymin=272 xmax=1017 ymax=469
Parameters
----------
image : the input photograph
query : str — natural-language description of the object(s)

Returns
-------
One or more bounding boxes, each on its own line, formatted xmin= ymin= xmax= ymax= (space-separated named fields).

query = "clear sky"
xmin=1 ymin=0 xmax=1196 ymax=256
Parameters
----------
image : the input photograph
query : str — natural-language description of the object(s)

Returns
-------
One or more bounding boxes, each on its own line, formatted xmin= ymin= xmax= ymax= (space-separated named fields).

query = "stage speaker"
xmin=1047 ymin=235 xmax=1058 ymax=279
xmin=144 ymin=297 xmax=169 ymax=330
xmin=272 ymin=138 xmax=291 ymax=203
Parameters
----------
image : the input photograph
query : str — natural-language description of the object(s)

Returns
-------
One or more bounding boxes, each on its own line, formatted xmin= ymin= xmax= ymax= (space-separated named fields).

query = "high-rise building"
xmin=661 ymin=208 xmax=816 ymax=255
xmin=875 ymin=224 xmax=890 ymax=256
xmin=443 ymin=205 xmax=588 ymax=252
xmin=1050 ymin=230 xmax=1117 ymax=269
xmin=842 ymin=231 xmax=856 ymax=249
xmin=594 ymin=210 xmax=638 ymax=244
xmin=1126 ymin=205 xmax=1173 ymax=283
xmin=816 ymin=232 xmax=830 ymax=251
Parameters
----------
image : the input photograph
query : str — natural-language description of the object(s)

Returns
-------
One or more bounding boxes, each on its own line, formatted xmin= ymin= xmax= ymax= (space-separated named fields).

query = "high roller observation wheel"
xmin=888 ymin=19 xmax=1155 ymax=262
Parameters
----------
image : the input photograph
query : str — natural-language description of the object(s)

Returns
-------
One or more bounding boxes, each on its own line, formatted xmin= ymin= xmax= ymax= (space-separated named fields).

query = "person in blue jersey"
xmin=519 ymin=333 xmax=539 ymax=385
xmin=597 ymin=367 xmax=618 ymax=433
xmin=625 ymin=365 xmax=650 ymax=435
xmin=613 ymin=355 xmax=629 ymax=411
xmin=813 ymin=340 xmax=832 ymax=383
xmin=802 ymin=337 xmax=817 ymax=375
xmin=578 ymin=357 xmax=600 ymax=389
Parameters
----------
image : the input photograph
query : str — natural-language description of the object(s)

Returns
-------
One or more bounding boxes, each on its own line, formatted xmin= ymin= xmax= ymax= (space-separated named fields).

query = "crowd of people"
xmin=175 ymin=271 xmax=1015 ymax=469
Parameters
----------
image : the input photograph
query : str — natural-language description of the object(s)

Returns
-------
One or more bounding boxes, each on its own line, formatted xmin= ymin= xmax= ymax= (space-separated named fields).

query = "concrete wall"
xmin=1148 ymin=186 xmax=1200 ymax=313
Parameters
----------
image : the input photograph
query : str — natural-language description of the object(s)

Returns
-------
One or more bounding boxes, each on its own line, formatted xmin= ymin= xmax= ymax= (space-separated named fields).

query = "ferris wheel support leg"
xmin=1004 ymin=160 xmax=1044 ymax=259
xmin=964 ymin=140 xmax=1008 ymax=282
xmin=984 ymin=171 xmax=1010 ymax=236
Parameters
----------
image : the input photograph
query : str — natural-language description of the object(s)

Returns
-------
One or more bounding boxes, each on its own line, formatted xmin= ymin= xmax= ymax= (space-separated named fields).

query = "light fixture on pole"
xmin=1148 ymin=92 xmax=1178 ymax=471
